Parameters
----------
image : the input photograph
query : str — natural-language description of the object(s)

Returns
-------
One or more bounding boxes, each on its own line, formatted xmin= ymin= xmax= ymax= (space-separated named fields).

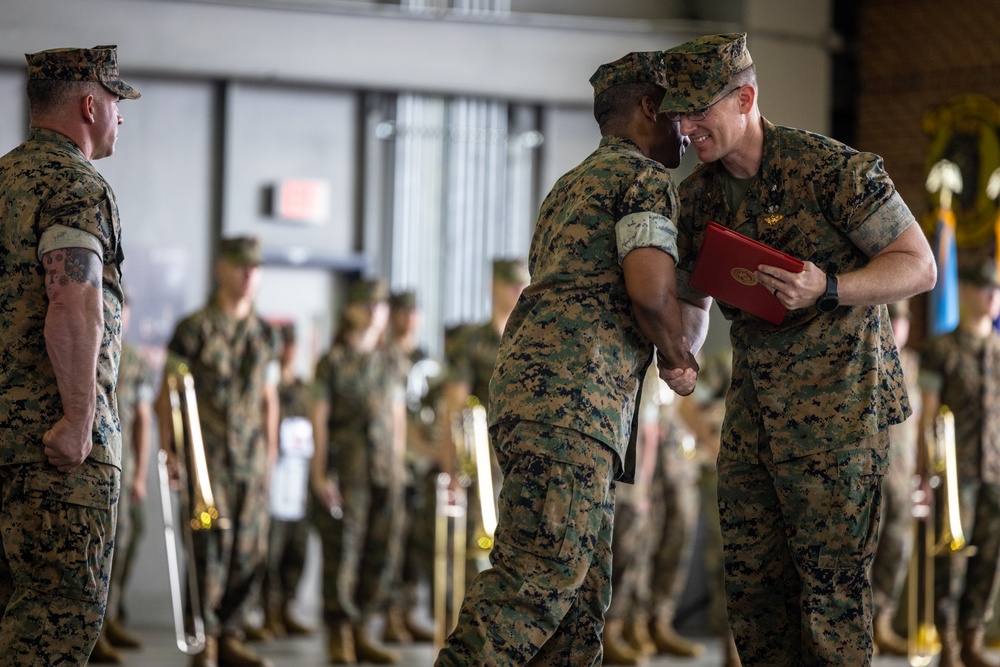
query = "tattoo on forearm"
xmin=44 ymin=248 xmax=101 ymax=289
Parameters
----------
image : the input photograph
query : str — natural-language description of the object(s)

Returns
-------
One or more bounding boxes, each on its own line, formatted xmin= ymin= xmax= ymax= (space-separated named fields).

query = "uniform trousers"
xmin=435 ymin=420 xmax=615 ymax=667
xmin=0 ymin=460 xmax=119 ymax=666
xmin=192 ymin=473 xmax=270 ymax=638
xmin=313 ymin=479 xmax=404 ymax=624
xmin=935 ymin=480 xmax=1000 ymax=632
xmin=718 ymin=432 xmax=886 ymax=666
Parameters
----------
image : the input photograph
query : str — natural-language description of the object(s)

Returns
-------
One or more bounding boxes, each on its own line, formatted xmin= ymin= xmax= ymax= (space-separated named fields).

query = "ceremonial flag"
xmin=926 ymin=160 xmax=962 ymax=337
xmin=928 ymin=207 xmax=959 ymax=336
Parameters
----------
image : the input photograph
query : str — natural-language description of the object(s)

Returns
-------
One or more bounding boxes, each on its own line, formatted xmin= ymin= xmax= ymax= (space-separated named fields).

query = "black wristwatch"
xmin=816 ymin=272 xmax=839 ymax=313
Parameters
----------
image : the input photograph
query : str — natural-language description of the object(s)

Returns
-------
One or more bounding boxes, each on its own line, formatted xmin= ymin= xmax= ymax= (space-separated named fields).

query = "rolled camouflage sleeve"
xmin=830 ymin=152 xmax=915 ymax=257
xmin=615 ymin=212 xmax=679 ymax=265
xmin=37 ymin=223 xmax=103 ymax=259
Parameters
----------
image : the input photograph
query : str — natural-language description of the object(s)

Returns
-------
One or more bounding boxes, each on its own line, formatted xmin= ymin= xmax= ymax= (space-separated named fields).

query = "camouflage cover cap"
xmin=958 ymin=258 xmax=1000 ymax=288
xmin=590 ymin=51 xmax=668 ymax=98
xmin=346 ymin=278 xmax=388 ymax=305
xmin=492 ymin=258 xmax=530 ymax=285
xmin=25 ymin=45 xmax=140 ymax=100
xmin=219 ymin=236 xmax=262 ymax=265
xmin=658 ymin=33 xmax=752 ymax=113
xmin=389 ymin=290 xmax=417 ymax=310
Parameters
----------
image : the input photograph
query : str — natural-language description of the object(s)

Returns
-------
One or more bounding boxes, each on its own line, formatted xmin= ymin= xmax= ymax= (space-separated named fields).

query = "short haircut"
xmin=27 ymin=79 xmax=102 ymax=117
xmin=594 ymin=82 xmax=665 ymax=130
xmin=729 ymin=64 xmax=757 ymax=91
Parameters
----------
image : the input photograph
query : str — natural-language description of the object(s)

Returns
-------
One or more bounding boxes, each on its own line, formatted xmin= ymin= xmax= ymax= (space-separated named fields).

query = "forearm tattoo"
xmin=44 ymin=247 xmax=101 ymax=289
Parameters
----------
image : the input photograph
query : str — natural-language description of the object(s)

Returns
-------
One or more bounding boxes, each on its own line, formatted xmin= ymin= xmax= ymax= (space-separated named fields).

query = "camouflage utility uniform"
xmin=311 ymin=343 xmax=406 ymax=627
xmin=263 ymin=376 xmax=313 ymax=624
xmin=676 ymin=119 xmax=913 ymax=665
xmin=646 ymin=394 xmax=702 ymax=649
xmin=390 ymin=342 xmax=441 ymax=625
xmin=0 ymin=127 xmax=124 ymax=665
xmin=436 ymin=133 xmax=680 ymax=666
xmin=107 ymin=343 xmax=154 ymax=623
xmin=921 ymin=329 xmax=1000 ymax=647
xmin=167 ymin=300 xmax=278 ymax=639
xmin=604 ymin=364 xmax=662 ymax=636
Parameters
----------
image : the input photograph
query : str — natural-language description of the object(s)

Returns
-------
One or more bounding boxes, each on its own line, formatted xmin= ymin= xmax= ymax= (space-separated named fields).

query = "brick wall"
xmin=857 ymin=0 xmax=1000 ymax=339
xmin=859 ymin=0 xmax=1000 ymax=214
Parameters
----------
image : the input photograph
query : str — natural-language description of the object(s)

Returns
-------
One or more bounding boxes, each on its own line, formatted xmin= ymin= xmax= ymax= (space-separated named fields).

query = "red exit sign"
xmin=274 ymin=179 xmax=330 ymax=224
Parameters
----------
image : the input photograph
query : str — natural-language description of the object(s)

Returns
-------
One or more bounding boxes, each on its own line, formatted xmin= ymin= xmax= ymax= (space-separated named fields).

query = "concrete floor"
xmin=93 ymin=623 xmax=924 ymax=666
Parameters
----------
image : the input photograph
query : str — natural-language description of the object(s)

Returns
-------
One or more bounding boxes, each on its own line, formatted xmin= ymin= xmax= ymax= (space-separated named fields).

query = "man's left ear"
xmin=643 ymin=95 xmax=659 ymax=120
xmin=81 ymin=94 xmax=96 ymax=124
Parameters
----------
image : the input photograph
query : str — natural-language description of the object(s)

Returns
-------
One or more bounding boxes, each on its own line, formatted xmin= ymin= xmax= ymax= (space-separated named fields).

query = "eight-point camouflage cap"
xmin=658 ymin=33 xmax=752 ymax=113
xmin=590 ymin=51 xmax=668 ymax=98
xmin=958 ymin=257 xmax=1000 ymax=288
xmin=25 ymin=45 xmax=141 ymax=100
xmin=492 ymin=258 xmax=530 ymax=286
xmin=389 ymin=290 xmax=417 ymax=310
xmin=219 ymin=236 xmax=263 ymax=265
xmin=346 ymin=278 xmax=388 ymax=305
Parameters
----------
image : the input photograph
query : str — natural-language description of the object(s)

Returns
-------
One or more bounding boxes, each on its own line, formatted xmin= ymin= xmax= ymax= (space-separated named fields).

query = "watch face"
xmin=818 ymin=295 xmax=838 ymax=313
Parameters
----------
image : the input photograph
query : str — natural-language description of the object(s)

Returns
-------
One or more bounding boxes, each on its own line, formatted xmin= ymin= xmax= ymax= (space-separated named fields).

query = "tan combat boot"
xmin=603 ymin=619 xmax=644 ymax=665
xmin=961 ymin=628 xmax=1000 ymax=667
xmin=650 ymin=615 xmax=705 ymax=657
xmin=217 ymin=634 xmax=274 ymax=667
xmin=403 ymin=608 xmax=435 ymax=643
xmin=281 ymin=604 xmax=314 ymax=636
xmin=381 ymin=605 xmax=413 ymax=644
xmin=242 ymin=622 xmax=272 ymax=643
xmin=191 ymin=636 xmax=218 ymax=667
xmin=873 ymin=610 xmax=908 ymax=656
xmin=327 ymin=622 xmax=357 ymax=664
xmin=263 ymin=603 xmax=286 ymax=637
xmin=623 ymin=613 xmax=657 ymax=657
xmin=103 ymin=617 xmax=142 ymax=649
xmin=88 ymin=631 xmax=123 ymax=664
xmin=353 ymin=620 xmax=401 ymax=664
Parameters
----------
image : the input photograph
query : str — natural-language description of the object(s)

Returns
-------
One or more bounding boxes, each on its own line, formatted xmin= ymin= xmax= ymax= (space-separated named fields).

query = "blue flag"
xmin=928 ymin=208 xmax=959 ymax=337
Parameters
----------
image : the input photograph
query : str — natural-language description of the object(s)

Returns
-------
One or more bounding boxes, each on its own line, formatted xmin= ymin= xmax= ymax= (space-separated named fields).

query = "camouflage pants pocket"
xmin=0 ymin=461 xmax=118 ymax=666
xmin=500 ymin=454 xmax=580 ymax=564
xmin=20 ymin=462 xmax=117 ymax=602
xmin=811 ymin=448 xmax=882 ymax=571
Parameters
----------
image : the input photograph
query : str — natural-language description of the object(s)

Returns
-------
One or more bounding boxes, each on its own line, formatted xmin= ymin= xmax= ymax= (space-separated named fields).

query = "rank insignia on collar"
xmin=761 ymin=214 xmax=784 ymax=225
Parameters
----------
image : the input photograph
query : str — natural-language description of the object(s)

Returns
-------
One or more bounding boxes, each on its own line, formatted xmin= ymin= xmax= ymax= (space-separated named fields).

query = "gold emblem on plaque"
xmin=731 ymin=267 xmax=757 ymax=285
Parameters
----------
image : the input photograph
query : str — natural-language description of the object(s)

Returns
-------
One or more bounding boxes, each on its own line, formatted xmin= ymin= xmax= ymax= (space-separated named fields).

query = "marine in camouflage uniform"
xmin=605 ymin=364 xmax=705 ymax=664
xmin=645 ymin=389 xmax=705 ymax=658
xmin=384 ymin=290 xmax=440 ymax=643
xmin=310 ymin=278 xmax=407 ymax=664
xmin=440 ymin=258 xmax=529 ymax=589
xmin=160 ymin=236 xmax=280 ymax=667
xmin=603 ymin=363 xmax=663 ymax=665
xmin=261 ymin=323 xmax=314 ymax=638
xmin=919 ymin=260 xmax=1000 ymax=667
xmin=0 ymin=45 xmax=137 ymax=667
xmin=436 ymin=51 xmax=702 ymax=667
xmin=869 ymin=301 xmax=920 ymax=657
xmin=663 ymin=34 xmax=937 ymax=666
